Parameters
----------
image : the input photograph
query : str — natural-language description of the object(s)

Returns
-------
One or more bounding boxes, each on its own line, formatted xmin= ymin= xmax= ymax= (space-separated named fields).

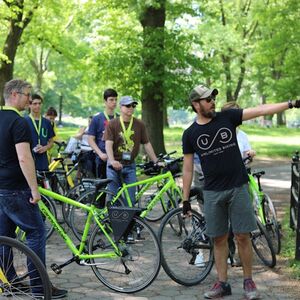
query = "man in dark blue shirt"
xmin=25 ymin=94 xmax=54 ymax=171
xmin=182 ymin=84 xmax=300 ymax=300
xmin=88 ymin=88 xmax=118 ymax=178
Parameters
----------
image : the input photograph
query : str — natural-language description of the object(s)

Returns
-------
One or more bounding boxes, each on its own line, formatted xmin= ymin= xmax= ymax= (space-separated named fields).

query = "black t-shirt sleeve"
xmin=182 ymin=129 xmax=195 ymax=154
xmin=223 ymin=109 xmax=243 ymax=127
xmin=12 ymin=118 xmax=32 ymax=145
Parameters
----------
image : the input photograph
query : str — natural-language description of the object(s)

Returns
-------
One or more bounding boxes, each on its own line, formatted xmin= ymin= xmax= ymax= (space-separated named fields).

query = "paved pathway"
xmin=45 ymin=158 xmax=300 ymax=300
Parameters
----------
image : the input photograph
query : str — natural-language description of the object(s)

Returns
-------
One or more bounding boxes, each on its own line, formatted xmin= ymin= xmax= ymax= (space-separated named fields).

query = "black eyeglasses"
xmin=123 ymin=104 xmax=137 ymax=108
xmin=17 ymin=92 xmax=31 ymax=98
xmin=199 ymin=95 xmax=216 ymax=103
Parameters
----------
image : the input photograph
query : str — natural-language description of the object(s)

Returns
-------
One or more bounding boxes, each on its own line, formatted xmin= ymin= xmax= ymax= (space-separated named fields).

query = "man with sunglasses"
xmin=104 ymin=95 xmax=158 ymax=204
xmin=181 ymin=84 xmax=300 ymax=300
xmin=25 ymin=94 xmax=55 ymax=171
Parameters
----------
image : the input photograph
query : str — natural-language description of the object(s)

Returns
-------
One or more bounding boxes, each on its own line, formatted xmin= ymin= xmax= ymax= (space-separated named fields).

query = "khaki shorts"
xmin=203 ymin=184 xmax=257 ymax=238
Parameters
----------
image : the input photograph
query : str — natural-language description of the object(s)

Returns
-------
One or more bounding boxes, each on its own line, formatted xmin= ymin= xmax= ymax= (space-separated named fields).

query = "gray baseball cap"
xmin=119 ymin=96 xmax=138 ymax=106
xmin=189 ymin=84 xmax=218 ymax=103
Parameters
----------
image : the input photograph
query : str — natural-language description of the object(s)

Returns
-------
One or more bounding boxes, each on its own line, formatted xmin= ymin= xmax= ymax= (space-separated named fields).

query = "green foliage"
xmin=280 ymin=210 xmax=300 ymax=279
xmin=1 ymin=0 xmax=299 ymax=140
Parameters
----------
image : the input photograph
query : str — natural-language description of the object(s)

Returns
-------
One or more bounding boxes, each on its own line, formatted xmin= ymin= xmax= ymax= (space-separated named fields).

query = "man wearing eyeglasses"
xmin=181 ymin=84 xmax=300 ymax=300
xmin=0 ymin=79 xmax=67 ymax=298
xmin=25 ymin=94 xmax=55 ymax=171
xmin=104 ymin=95 xmax=158 ymax=204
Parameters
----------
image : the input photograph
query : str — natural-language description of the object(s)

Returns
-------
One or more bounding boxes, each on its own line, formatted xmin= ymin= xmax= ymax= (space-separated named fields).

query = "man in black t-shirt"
xmin=182 ymin=84 xmax=300 ymax=300
xmin=0 ymin=79 xmax=67 ymax=298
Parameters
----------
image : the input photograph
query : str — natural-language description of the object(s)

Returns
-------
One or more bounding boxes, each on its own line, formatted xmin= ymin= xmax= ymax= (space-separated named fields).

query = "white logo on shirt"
xmin=197 ymin=127 xmax=232 ymax=150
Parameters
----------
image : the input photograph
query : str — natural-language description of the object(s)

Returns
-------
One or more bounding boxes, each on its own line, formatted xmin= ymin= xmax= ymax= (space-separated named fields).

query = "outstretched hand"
xmin=294 ymin=100 xmax=300 ymax=108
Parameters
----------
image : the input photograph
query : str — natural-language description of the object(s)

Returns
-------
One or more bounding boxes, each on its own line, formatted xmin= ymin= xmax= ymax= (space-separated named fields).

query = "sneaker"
xmin=51 ymin=286 xmax=68 ymax=299
xmin=244 ymin=279 xmax=260 ymax=300
xmin=194 ymin=252 xmax=206 ymax=267
xmin=34 ymin=285 xmax=68 ymax=299
xmin=204 ymin=281 xmax=232 ymax=299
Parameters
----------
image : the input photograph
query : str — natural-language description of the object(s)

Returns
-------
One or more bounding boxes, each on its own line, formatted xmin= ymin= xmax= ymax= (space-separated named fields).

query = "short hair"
xmin=3 ymin=79 xmax=32 ymax=102
xmin=46 ymin=106 xmax=58 ymax=117
xmin=103 ymin=88 xmax=118 ymax=100
xmin=31 ymin=94 xmax=43 ymax=103
xmin=221 ymin=101 xmax=240 ymax=111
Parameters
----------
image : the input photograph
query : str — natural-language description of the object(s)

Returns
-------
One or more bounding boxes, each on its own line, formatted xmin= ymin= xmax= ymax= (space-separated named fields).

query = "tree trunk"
xmin=0 ymin=0 xmax=36 ymax=104
xmin=139 ymin=1 xmax=166 ymax=155
xmin=277 ymin=111 xmax=285 ymax=126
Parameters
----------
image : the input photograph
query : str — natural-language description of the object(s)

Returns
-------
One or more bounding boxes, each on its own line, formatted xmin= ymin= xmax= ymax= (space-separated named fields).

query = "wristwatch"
xmin=288 ymin=100 xmax=293 ymax=109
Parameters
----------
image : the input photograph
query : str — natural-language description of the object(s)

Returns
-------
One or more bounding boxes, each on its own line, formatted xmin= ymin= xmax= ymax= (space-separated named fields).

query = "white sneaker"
xmin=195 ymin=252 xmax=205 ymax=267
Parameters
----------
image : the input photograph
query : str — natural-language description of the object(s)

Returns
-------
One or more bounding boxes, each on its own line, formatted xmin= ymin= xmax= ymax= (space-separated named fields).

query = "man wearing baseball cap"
xmin=182 ymin=83 xmax=300 ymax=300
xmin=104 ymin=95 xmax=158 ymax=204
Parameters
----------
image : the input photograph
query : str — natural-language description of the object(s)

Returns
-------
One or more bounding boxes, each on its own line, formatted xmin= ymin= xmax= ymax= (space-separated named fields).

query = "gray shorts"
xmin=203 ymin=184 xmax=257 ymax=238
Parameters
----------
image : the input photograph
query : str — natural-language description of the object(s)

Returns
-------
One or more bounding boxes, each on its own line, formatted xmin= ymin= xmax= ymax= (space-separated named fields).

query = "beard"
xmin=199 ymin=103 xmax=216 ymax=119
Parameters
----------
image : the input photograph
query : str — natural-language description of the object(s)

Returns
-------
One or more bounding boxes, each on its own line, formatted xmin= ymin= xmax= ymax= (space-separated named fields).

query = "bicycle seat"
xmin=89 ymin=178 xmax=113 ymax=189
xmin=252 ymin=170 xmax=265 ymax=177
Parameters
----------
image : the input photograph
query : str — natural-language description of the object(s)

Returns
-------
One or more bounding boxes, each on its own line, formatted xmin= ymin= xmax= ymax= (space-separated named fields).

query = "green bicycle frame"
xmin=38 ymin=187 xmax=121 ymax=260
xmin=248 ymin=174 xmax=265 ymax=224
xmin=111 ymin=171 xmax=182 ymax=219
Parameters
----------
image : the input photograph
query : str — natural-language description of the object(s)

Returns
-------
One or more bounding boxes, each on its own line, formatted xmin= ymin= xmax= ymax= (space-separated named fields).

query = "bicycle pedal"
xmin=50 ymin=263 xmax=62 ymax=274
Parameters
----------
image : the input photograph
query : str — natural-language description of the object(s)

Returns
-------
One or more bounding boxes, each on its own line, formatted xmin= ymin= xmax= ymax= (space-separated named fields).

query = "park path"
xmin=44 ymin=157 xmax=300 ymax=300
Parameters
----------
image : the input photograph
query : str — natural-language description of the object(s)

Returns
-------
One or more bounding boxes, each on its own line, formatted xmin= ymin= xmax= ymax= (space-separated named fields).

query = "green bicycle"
xmin=69 ymin=158 xmax=183 ymax=240
xmin=245 ymin=156 xmax=281 ymax=254
xmin=37 ymin=179 xmax=161 ymax=293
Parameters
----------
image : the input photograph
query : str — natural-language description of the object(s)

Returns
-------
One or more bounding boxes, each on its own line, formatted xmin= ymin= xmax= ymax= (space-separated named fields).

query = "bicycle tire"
xmin=251 ymin=218 xmax=276 ymax=268
xmin=140 ymin=185 xmax=180 ymax=222
xmin=138 ymin=183 xmax=165 ymax=222
xmin=262 ymin=193 xmax=281 ymax=254
xmin=62 ymin=180 xmax=95 ymax=226
xmin=0 ymin=236 xmax=51 ymax=299
xmin=69 ymin=188 xmax=116 ymax=240
xmin=88 ymin=216 xmax=161 ymax=293
xmin=41 ymin=195 xmax=57 ymax=240
xmin=158 ymin=208 xmax=214 ymax=286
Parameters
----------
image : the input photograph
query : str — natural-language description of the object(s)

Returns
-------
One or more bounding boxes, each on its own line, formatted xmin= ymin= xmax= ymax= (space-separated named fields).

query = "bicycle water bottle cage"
xmin=108 ymin=207 xmax=142 ymax=242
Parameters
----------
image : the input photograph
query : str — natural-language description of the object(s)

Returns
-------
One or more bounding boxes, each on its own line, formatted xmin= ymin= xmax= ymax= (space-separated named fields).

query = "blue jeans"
xmin=0 ymin=189 xmax=46 ymax=291
xmin=106 ymin=163 xmax=137 ymax=206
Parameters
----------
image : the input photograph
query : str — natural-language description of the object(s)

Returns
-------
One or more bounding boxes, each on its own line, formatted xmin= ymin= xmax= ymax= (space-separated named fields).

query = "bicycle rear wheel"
xmin=0 ymin=236 xmax=51 ymax=299
xmin=62 ymin=180 xmax=95 ymax=226
xmin=158 ymin=208 xmax=214 ymax=286
xmin=251 ymin=218 xmax=276 ymax=268
xmin=262 ymin=193 xmax=281 ymax=254
xmin=140 ymin=186 xmax=180 ymax=222
xmin=88 ymin=216 xmax=161 ymax=293
xmin=69 ymin=188 xmax=116 ymax=240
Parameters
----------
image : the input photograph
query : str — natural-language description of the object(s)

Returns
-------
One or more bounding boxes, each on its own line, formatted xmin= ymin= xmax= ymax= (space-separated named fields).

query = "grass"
xmin=164 ymin=125 xmax=299 ymax=158
xmin=280 ymin=211 xmax=300 ymax=279
xmin=57 ymin=124 xmax=299 ymax=159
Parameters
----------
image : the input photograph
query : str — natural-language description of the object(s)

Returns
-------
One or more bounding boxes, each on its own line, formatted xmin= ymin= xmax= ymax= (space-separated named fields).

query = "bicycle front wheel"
xmin=88 ymin=216 xmax=161 ymax=293
xmin=262 ymin=193 xmax=281 ymax=254
xmin=0 ymin=236 xmax=51 ymax=299
xmin=251 ymin=218 xmax=276 ymax=268
xmin=41 ymin=195 xmax=57 ymax=240
xmin=158 ymin=208 xmax=214 ymax=286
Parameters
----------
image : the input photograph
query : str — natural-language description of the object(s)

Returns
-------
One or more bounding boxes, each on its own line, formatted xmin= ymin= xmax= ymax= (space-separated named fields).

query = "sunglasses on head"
xmin=199 ymin=95 xmax=216 ymax=103
xmin=123 ymin=103 xmax=137 ymax=108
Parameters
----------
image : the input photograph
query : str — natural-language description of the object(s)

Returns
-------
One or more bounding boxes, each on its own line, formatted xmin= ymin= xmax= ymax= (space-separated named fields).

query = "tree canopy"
xmin=1 ymin=0 xmax=299 ymax=151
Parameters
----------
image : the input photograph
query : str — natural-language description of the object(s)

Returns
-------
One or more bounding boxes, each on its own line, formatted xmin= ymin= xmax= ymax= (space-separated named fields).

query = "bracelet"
xmin=288 ymin=99 xmax=293 ymax=109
